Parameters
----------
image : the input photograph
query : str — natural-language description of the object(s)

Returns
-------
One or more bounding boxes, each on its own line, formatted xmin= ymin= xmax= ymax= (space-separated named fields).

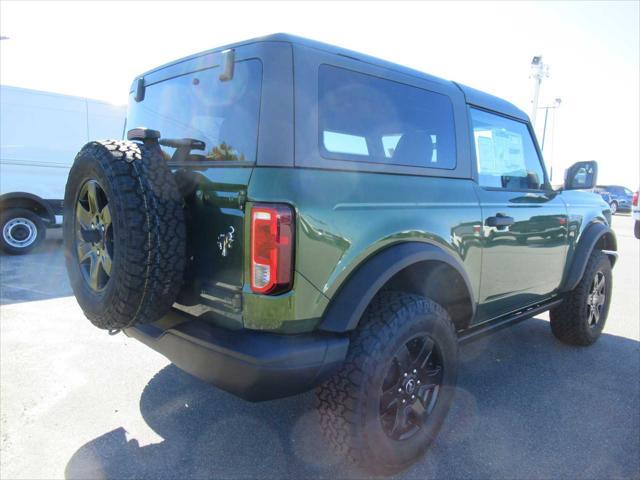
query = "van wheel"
xmin=0 ymin=208 xmax=46 ymax=254
xmin=316 ymin=292 xmax=458 ymax=474
xmin=64 ymin=140 xmax=186 ymax=331
xmin=550 ymin=250 xmax=612 ymax=346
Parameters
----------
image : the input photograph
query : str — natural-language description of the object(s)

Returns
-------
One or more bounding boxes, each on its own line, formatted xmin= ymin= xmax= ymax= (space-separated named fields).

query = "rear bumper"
xmin=124 ymin=310 xmax=349 ymax=401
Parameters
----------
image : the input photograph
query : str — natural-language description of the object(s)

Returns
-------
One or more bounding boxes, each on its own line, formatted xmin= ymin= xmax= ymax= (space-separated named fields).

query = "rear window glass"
xmin=126 ymin=59 xmax=262 ymax=163
xmin=318 ymin=65 xmax=456 ymax=169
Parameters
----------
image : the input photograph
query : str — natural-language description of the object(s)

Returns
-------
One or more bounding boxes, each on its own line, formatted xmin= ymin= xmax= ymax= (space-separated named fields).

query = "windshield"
xmin=126 ymin=59 xmax=262 ymax=162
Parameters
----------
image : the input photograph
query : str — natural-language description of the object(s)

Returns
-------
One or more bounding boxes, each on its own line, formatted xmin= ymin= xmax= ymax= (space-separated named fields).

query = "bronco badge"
xmin=217 ymin=226 xmax=235 ymax=257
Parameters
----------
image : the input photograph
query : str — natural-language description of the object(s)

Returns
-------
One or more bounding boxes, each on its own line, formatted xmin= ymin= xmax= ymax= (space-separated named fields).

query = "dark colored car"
xmin=62 ymin=34 xmax=617 ymax=474
xmin=596 ymin=185 xmax=634 ymax=214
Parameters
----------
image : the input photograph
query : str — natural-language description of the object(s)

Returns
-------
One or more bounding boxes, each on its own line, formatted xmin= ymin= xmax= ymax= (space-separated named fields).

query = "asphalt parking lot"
xmin=1 ymin=216 xmax=638 ymax=480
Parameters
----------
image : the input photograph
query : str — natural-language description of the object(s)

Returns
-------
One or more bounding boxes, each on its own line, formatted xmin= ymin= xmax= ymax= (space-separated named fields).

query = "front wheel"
xmin=610 ymin=201 xmax=618 ymax=215
xmin=316 ymin=292 xmax=458 ymax=474
xmin=550 ymin=250 xmax=612 ymax=346
xmin=0 ymin=208 xmax=46 ymax=254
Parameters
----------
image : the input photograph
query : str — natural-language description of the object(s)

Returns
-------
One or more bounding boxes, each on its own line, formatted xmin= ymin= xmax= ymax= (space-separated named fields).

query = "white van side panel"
xmin=0 ymin=85 xmax=125 ymax=222
xmin=87 ymin=101 xmax=126 ymax=140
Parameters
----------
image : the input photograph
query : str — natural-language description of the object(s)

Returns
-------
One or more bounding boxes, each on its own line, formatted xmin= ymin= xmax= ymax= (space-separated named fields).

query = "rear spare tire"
xmin=64 ymin=140 xmax=186 ymax=330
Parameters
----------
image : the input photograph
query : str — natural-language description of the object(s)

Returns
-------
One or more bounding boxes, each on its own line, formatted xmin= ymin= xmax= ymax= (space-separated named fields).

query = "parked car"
xmin=0 ymin=85 xmax=125 ymax=254
xmin=62 ymin=34 xmax=617 ymax=474
xmin=595 ymin=185 xmax=634 ymax=214
xmin=632 ymin=190 xmax=639 ymax=239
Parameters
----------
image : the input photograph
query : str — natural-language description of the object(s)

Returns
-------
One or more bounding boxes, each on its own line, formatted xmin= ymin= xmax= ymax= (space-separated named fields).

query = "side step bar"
xmin=458 ymin=298 xmax=564 ymax=345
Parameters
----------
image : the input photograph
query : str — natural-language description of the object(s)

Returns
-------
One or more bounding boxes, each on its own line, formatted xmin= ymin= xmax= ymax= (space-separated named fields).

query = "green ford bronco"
xmin=64 ymin=34 xmax=617 ymax=473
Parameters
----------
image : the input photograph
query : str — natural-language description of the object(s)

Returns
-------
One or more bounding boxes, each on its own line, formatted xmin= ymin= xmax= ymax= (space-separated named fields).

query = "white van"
xmin=0 ymin=85 xmax=125 ymax=254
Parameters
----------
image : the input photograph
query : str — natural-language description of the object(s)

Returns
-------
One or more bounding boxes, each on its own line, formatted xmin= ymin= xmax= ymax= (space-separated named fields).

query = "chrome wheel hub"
xmin=3 ymin=218 xmax=37 ymax=248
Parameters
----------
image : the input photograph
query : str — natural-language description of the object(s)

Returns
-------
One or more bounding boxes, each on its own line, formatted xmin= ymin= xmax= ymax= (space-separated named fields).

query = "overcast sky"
xmin=1 ymin=0 xmax=638 ymax=186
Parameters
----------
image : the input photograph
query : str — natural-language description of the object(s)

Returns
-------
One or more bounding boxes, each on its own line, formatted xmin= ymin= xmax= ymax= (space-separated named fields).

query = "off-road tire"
xmin=316 ymin=292 xmax=458 ymax=474
xmin=0 ymin=208 xmax=46 ymax=254
xmin=64 ymin=140 xmax=186 ymax=330
xmin=550 ymin=250 xmax=612 ymax=346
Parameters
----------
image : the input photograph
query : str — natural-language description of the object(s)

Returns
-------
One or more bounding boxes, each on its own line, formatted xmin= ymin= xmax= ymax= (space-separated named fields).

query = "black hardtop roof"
xmin=137 ymin=33 xmax=529 ymax=122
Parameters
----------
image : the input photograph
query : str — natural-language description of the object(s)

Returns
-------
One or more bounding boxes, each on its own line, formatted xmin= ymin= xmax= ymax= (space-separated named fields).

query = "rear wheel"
xmin=0 ymin=208 xmax=46 ymax=255
xmin=64 ymin=140 xmax=186 ymax=331
xmin=610 ymin=201 xmax=618 ymax=214
xmin=634 ymin=220 xmax=639 ymax=239
xmin=550 ymin=250 xmax=612 ymax=346
xmin=316 ymin=292 xmax=458 ymax=474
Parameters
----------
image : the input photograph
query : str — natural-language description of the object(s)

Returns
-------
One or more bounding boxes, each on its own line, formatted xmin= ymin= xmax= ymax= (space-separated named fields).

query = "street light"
xmin=540 ymin=97 xmax=562 ymax=151
xmin=530 ymin=55 xmax=549 ymax=126
xmin=538 ymin=98 xmax=562 ymax=183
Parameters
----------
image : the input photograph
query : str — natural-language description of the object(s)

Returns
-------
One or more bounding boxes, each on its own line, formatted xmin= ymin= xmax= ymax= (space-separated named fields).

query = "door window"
xmin=471 ymin=108 xmax=546 ymax=190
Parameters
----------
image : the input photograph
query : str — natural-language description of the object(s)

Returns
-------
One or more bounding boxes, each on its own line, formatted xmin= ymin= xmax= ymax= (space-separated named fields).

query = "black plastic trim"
xmin=124 ymin=309 xmax=349 ymax=402
xmin=458 ymin=298 xmax=562 ymax=344
xmin=561 ymin=222 xmax=617 ymax=292
xmin=319 ymin=242 xmax=476 ymax=333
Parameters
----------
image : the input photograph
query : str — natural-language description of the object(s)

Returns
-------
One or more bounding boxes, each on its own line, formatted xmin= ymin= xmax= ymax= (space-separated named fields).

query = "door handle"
xmin=486 ymin=213 xmax=515 ymax=228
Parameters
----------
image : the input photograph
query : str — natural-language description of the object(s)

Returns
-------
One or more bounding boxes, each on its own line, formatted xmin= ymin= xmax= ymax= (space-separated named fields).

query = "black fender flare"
xmin=318 ymin=242 xmax=476 ymax=333
xmin=560 ymin=222 xmax=617 ymax=292
xmin=0 ymin=192 xmax=57 ymax=223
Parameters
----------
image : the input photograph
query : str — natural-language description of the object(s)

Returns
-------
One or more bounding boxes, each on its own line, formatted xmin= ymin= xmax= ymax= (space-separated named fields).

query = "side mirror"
xmin=564 ymin=161 xmax=598 ymax=190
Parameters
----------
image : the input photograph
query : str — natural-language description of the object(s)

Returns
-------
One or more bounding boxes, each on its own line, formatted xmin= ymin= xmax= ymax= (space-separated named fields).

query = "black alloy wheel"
xmin=380 ymin=334 xmax=444 ymax=440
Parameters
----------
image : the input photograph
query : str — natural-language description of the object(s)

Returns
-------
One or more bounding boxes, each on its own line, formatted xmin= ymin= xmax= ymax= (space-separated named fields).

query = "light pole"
xmin=540 ymin=97 xmax=562 ymax=151
xmin=539 ymin=98 xmax=562 ymax=183
xmin=530 ymin=55 xmax=549 ymax=127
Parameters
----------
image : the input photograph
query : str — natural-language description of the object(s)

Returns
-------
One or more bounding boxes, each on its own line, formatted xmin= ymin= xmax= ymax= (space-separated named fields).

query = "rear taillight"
xmin=250 ymin=204 xmax=294 ymax=294
xmin=633 ymin=191 xmax=638 ymax=207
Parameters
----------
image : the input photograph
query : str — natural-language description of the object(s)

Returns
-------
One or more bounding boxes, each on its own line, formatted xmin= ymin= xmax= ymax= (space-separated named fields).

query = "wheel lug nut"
xmin=402 ymin=399 xmax=406 ymax=404
xmin=411 ymin=395 xmax=415 ymax=399
xmin=413 ymin=369 xmax=417 ymax=374
xmin=417 ymin=380 xmax=421 ymax=385
xmin=403 ymin=373 xmax=408 ymax=377
xmin=398 ymin=388 xmax=402 ymax=393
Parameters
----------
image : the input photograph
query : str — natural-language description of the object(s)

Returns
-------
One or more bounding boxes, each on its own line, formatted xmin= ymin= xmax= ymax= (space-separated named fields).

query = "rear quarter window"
xmin=318 ymin=65 xmax=456 ymax=170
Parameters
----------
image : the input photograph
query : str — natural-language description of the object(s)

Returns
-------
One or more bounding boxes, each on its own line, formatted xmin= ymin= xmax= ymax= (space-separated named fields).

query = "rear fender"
xmin=318 ymin=242 xmax=475 ymax=332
